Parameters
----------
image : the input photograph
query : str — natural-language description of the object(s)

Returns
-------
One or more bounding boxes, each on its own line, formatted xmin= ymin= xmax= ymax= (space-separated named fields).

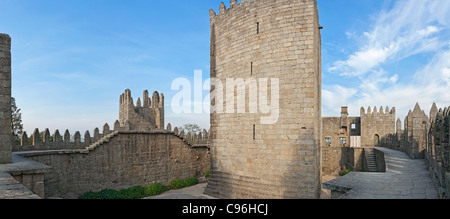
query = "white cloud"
xmin=328 ymin=47 xmax=450 ymax=121
xmin=443 ymin=68 xmax=450 ymax=85
xmin=414 ymin=47 xmax=450 ymax=85
xmin=417 ymin=26 xmax=440 ymax=37
xmin=345 ymin=31 xmax=355 ymax=39
xmin=389 ymin=74 xmax=399 ymax=84
xmin=322 ymin=85 xmax=357 ymax=116
xmin=330 ymin=46 xmax=394 ymax=77
xmin=329 ymin=0 xmax=449 ymax=77
xmin=323 ymin=0 xmax=450 ymax=121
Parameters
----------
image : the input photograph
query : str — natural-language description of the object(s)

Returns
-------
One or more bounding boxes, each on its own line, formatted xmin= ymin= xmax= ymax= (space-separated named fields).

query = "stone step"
xmin=85 ymin=131 xmax=119 ymax=152
xmin=364 ymin=148 xmax=378 ymax=172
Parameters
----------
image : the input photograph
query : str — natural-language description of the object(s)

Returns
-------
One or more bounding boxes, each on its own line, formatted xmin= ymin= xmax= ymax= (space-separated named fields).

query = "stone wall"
xmin=374 ymin=148 xmax=386 ymax=172
xmin=378 ymin=102 xmax=449 ymax=198
xmin=360 ymin=106 xmax=396 ymax=147
xmin=14 ymin=123 xmax=116 ymax=151
xmin=119 ymin=89 xmax=164 ymax=131
xmin=347 ymin=147 xmax=364 ymax=171
xmin=322 ymin=106 xmax=395 ymax=174
xmin=10 ymin=85 xmax=210 ymax=198
xmin=19 ymin=130 xmax=210 ymax=198
xmin=0 ymin=34 xmax=11 ymax=164
xmin=381 ymin=103 xmax=430 ymax=159
xmin=12 ymin=173 xmax=45 ymax=198
xmin=403 ymin=103 xmax=429 ymax=158
xmin=425 ymin=105 xmax=450 ymax=198
xmin=205 ymin=0 xmax=322 ymax=199
xmin=322 ymin=116 xmax=360 ymax=148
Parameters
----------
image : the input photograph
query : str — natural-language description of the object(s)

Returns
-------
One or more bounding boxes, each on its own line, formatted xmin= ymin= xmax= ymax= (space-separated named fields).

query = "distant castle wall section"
xmin=360 ymin=106 xmax=396 ymax=147
xmin=382 ymin=103 xmax=430 ymax=159
xmin=321 ymin=106 xmax=396 ymax=174
xmin=322 ymin=116 xmax=359 ymax=173
xmin=381 ymin=103 xmax=450 ymax=198
xmin=12 ymin=88 xmax=210 ymax=198
xmin=18 ymin=130 xmax=210 ymax=198
xmin=119 ymin=89 xmax=164 ymax=131
xmin=426 ymin=105 xmax=450 ymax=198
xmin=14 ymin=125 xmax=115 ymax=151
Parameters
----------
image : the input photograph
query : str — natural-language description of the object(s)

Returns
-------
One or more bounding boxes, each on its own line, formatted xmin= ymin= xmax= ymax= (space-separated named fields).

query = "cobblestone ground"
xmin=323 ymin=147 xmax=439 ymax=199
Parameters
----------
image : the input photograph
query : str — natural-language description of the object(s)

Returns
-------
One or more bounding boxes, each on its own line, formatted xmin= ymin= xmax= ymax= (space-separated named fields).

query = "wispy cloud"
xmin=324 ymin=0 xmax=450 ymax=120
xmin=329 ymin=0 xmax=449 ymax=77
xmin=322 ymin=85 xmax=357 ymax=116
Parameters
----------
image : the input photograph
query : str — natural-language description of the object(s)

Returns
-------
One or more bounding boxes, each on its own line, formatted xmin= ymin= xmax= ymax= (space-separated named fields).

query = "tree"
xmin=178 ymin=123 xmax=202 ymax=134
xmin=11 ymin=97 xmax=23 ymax=144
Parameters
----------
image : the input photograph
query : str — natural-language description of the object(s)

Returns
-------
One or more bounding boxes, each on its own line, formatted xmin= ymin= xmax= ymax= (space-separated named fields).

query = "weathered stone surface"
xmin=323 ymin=147 xmax=439 ymax=199
xmin=0 ymin=154 xmax=50 ymax=199
xmin=322 ymin=106 xmax=396 ymax=173
xmin=0 ymin=33 xmax=11 ymax=164
xmin=0 ymin=171 xmax=41 ymax=199
xmin=205 ymin=0 xmax=322 ymax=199
xmin=119 ymin=89 xmax=164 ymax=131
xmin=19 ymin=131 xmax=209 ymax=198
xmin=360 ymin=106 xmax=396 ymax=147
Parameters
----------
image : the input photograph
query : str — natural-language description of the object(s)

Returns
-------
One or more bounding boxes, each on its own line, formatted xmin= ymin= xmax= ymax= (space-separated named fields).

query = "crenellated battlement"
xmin=359 ymin=106 xmax=397 ymax=147
xmin=15 ymin=120 xmax=210 ymax=153
xmin=209 ymin=0 xmax=241 ymax=19
xmin=14 ymin=121 xmax=118 ymax=152
xmin=167 ymin=123 xmax=210 ymax=147
xmin=119 ymin=89 xmax=164 ymax=131
xmin=120 ymin=89 xmax=164 ymax=109
xmin=360 ymin=106 xmax=396 ymax=116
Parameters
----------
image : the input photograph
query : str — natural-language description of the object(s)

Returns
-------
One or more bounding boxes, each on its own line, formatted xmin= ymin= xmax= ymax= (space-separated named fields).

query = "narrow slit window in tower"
xmin=253 ymin=124 xmax=256 ymax=140
xmin=251 ymin=62 xmax=253 ymax=75
xmin=257 ymin=22 xmax=260 ymax=34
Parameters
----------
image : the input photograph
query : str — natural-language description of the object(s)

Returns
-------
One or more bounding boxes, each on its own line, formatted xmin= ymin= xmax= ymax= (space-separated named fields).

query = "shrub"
xmin=339 ymin=169 xmax=352 ymax=176
xmin=144 ymin=183 xmax=167 ymax=196
xmin=168 ymin=177 xmax=198 ymax=190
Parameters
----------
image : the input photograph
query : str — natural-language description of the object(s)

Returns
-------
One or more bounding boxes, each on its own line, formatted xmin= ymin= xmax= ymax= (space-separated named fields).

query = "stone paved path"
xmin=145 ymin=183 xmax=217 ymax=199
xmin=323 ymin=147 xmax=439 ymax=199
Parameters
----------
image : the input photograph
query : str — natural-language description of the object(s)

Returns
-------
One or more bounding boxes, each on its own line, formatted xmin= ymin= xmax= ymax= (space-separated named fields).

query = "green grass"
xmin=78 ymin=177 xmax=198 ymax=199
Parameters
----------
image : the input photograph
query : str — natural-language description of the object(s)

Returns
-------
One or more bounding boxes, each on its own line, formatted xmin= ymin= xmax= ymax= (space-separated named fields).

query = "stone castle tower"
xmin=119 ymin=89 xmax=164 ymax=131
xmin=205 ymin=0 xmax=322 ymax=199
xmin=403 ymin=103 xmax=429 ymax=158
xmin=360 ymin=106 xmax=396 ymax=147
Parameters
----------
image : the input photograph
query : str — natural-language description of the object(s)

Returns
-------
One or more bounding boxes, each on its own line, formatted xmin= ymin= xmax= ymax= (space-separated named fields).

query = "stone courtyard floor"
xmin=323 ymin=147 xmax=440 ymax=199
xmin=148 ymin=147 xmax=440 ymax=199
xmin=145 ymin=182 xmax=217 ymax=199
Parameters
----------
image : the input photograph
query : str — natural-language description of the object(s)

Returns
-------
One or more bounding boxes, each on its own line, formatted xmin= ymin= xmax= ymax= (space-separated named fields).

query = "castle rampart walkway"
xmin=323 ymin=147 xmax=439 ymax=199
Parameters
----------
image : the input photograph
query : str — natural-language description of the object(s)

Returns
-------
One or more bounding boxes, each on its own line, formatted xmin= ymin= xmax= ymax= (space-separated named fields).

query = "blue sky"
xmin=1 ymin=0 xmax=449 ymax=134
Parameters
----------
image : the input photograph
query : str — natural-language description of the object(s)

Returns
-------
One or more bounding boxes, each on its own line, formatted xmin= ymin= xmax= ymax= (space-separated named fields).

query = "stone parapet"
xmin=0 ymin=33 xmax=11 ymax=164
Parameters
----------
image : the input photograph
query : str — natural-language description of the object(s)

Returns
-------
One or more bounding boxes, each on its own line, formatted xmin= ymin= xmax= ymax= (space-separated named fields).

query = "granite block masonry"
xmin=0 ymin=34 xmax=12 ymax=164
xmin=205 ymin=0 xmax=322 ymax=199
